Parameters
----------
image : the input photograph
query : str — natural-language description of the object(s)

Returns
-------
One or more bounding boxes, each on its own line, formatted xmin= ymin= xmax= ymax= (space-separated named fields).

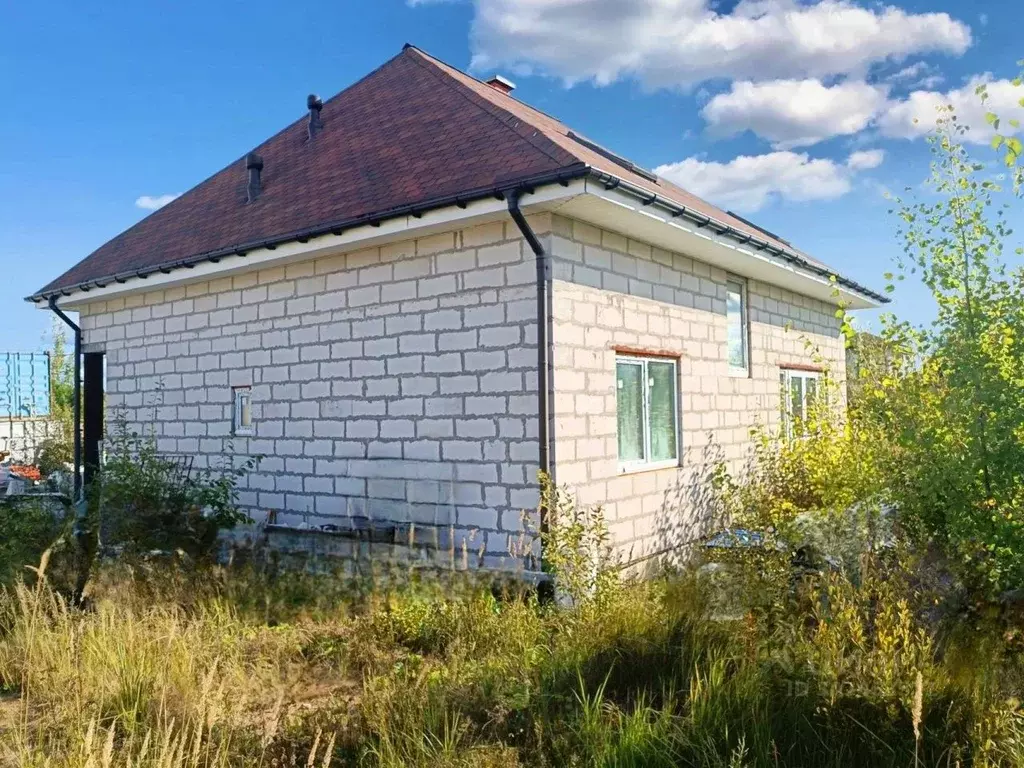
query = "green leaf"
xmin=992 ymin=135 xmax=1005 ymax=150
xmin=986 ymin=112 xmax=999 ymax=126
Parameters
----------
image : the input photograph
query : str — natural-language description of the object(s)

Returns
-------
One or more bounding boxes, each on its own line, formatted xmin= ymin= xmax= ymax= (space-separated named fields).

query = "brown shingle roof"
xmin=32 ymin=45 xmax=883 ymax=303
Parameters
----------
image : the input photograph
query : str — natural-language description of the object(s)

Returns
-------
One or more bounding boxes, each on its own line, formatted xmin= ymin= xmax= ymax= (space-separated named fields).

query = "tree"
xmin=49 ymin=320 xmax=75 ymax=431
xmin=36 ymin=320 xmax=75 ymax=477
xmin=865 ymin=98 xmax=1024 ymax=596
xmin=845 ymin=331 xmax=904 ymax=413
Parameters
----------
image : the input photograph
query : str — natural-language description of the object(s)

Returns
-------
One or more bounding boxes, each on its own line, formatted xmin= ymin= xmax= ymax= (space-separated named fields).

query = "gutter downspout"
xmin=47 ymin=297 xmax=82 ymax=501
xmin=507 ymin=190 xmax=553 ymax=550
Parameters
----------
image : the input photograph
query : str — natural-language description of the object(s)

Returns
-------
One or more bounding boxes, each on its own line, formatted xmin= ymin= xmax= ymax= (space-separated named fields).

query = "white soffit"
xmin=560 ymin=180 xmax=877 ymax=310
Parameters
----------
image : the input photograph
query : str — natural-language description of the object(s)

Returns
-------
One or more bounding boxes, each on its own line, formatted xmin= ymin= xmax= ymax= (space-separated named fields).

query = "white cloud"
xmin=699 ymin=72 xmax=1021 ymax=148
xmin=701 ymin=79 xmax=888 ymax=148
xmin=469 ymin=0 xmax=971 ymax=89
xmin=135 ymin=194 xmax=179 ymax=211
xmin=877 ymin=75 xmax=1024 ymax=143
xmin=847 ymin=149 xmax=885 ymax=170
xmin=655 ymin=150 xmax=877 ymax=212
xmin=890 ymin=62 xmax=929 ymax=82
xmin=887 ymin=61 xmax=944 ymax=89
xmin=914 ymin=74 xmax=946 ymax=90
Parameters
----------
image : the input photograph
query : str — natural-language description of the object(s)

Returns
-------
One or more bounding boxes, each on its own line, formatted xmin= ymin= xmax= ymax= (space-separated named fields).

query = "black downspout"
xmin=507 ymin=190 xmax=553 ymax=578
xmin=48 ymin=296 xmax=82 ymax=501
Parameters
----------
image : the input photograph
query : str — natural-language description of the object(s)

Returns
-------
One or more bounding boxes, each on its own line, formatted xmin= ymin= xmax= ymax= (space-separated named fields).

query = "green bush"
xmin=0 ymin=497 xmax=68 ymax=587
xmin=35 ymin=435 xmax=72 ymax=479
xmin=93 ymin=420 xmax=256 ymax=563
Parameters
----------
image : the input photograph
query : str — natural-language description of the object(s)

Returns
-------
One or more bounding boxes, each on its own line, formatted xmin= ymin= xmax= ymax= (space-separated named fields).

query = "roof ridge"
xmin=33 ymin=44 xmax=883 ymax=305
xmin=403 ymin=47 xmax=581 ymax=171
xmin=403 ymin=45 xmax=577 ymax=141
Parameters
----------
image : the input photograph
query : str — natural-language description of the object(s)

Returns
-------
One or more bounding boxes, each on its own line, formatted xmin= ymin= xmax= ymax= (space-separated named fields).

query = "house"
xmin=30 ymin=45 xmax=885 ymax=568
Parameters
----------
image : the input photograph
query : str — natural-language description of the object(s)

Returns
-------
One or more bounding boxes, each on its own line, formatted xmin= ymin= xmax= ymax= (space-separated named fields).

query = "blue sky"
xmin=2 ymin=0 xmax=1021 ymax=351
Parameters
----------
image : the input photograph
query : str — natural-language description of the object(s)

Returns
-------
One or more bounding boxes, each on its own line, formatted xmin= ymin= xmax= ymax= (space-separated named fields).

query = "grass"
xmin=1 ymin=550 xmax=1023 ymax=767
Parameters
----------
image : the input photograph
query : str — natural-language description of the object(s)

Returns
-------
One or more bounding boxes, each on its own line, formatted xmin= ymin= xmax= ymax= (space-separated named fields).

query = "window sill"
xmin=728 ymin=366 xmax=750 ymax=378
xmin=233 ymin=429 xmax=254 ymax=437
xmin=618 ymin=459 xmax=681 ymax=476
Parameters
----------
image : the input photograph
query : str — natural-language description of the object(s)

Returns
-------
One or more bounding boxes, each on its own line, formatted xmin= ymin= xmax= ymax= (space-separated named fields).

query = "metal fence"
xmin=0 ymin=352 xmax=50 ymax=418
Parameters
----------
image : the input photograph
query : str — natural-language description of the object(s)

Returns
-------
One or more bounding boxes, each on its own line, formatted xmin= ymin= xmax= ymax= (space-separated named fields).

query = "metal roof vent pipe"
xmin=307 ymin=94 xmax=323 ymax=140
xmin=246 ymin=152 xmax=263 ymax=203
xmin=486 ymin=75 xmax=516 ymax=95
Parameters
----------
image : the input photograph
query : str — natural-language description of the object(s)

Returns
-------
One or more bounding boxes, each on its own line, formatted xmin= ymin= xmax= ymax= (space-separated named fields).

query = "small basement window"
xmin=616 ymin=355 xmax=679 ymax=472
xmin=780 ymin=369 xmax=819 ymax=436
xmin=233 ymin=386 xmax=253 ymax=435
xmin=726 ymin=278 xmax=749 ymax=376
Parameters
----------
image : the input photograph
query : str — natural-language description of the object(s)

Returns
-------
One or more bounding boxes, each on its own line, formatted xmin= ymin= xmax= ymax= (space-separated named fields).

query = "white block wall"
xmin=76 ymin=208 xmax=848 ymax=568
xmin=0 ymin=418 xmax=56 ymax=464
xmin=77 ymin=218 xmax=549 ymax=558
xmin=547 ymin=215 xmax=846 ymax=564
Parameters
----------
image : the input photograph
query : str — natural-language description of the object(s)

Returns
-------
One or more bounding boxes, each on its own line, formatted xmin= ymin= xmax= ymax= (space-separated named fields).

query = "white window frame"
xmin=780 ymin=368 xmax=819 ymax=437
xmin=233 ymin=386 xmax=253 ymax=435
xmin=616 ymin=354 xmax=680 ymax=473
xmin=727 ymin=277 xmax=750 ymax=377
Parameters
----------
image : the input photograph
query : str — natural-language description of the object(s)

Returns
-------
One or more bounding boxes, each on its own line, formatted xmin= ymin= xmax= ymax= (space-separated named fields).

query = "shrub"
xmin=712 ymin=378 xmax=892 ymax=581
xmin=535 ymin=473 xmax=620 ymax=609
xmin=0 ymin=497 xmax=69 ymax=587
xmin=35 ymin=435 xmax=72 ymax=479
xmin=93 ymin=419 xmax=256 ymax=564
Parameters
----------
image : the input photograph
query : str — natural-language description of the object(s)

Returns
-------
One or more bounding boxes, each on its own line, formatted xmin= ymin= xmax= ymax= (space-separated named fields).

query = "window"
xmin=780 ymin=369 xmax=819 ymax=436
xmin=616 ymin=355 xmax=679 ymax=471
xmin=726 ymin=279 xmax=749 ymax=375
xmin=233 ymin=387 xmax=253 ymax=435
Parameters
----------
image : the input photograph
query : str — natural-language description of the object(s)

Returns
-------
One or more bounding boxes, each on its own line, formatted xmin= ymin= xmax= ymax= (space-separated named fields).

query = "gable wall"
xmin=77 ymin=217 xmax=551 ymax=564
xmin=548 ymin=215 xmax=845 ymax=566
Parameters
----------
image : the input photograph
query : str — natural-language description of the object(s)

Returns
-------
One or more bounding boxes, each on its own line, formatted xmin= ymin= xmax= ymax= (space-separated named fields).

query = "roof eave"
xmin=28 ymin=164 xmax=592 ymax=305
xmin=30 ymin=163 xmax=888 ymax=311
xmin=584 ymin=169 xmax=889 ymax=308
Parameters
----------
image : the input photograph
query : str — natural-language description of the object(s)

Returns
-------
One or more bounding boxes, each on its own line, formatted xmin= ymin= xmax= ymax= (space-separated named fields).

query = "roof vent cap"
xmin=246 ymin=152 xmax=263 ymax=203
xmin=486 ymin=75 xmax=516 ymax=95
xmin=307 ymin=94 xmax=323 ymax=140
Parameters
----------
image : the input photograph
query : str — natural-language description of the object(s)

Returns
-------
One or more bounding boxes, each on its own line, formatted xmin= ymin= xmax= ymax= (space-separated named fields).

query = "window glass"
xmin=616 ymin=362 xmax=645 ymax=463
xmin=789 ymin=376 xmax=804 ymax=423
xmin=780 ymin=369 xmax=819 ymax=436
xmin=727 ymin=279 xmax=748 ymax=373
xmin=616 ymin=355 xmax=679 ymax=469
xmin=648 ymin=361 xmax=677 ymax=462
xmin=234 ymin=387 xmax=253 ymax=434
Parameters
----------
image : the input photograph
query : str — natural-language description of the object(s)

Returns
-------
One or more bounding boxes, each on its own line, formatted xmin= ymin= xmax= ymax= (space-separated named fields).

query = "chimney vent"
xmin=246 ymin=153 xmax=263 ymax=203
xmin=486 ymin=75 xmax=516 ymax=95
xmin=307 ymin=94 xmax=323 ymax=140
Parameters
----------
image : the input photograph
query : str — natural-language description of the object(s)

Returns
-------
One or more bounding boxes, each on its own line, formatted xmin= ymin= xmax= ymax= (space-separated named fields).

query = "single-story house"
xmin=30 ymin=45 xmax=885 ymax=568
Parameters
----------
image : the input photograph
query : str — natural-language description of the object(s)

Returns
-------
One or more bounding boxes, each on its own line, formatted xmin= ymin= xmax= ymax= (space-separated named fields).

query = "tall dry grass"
xmin=2 ymin=541 xmax=1024 ymax=766
xmin=0 ymin=557 xmax=333 ymax=767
